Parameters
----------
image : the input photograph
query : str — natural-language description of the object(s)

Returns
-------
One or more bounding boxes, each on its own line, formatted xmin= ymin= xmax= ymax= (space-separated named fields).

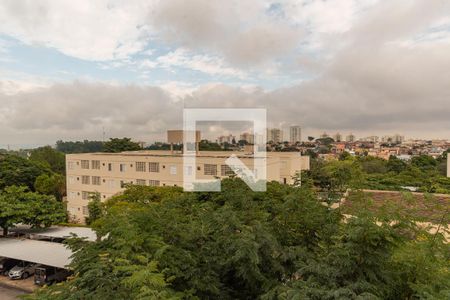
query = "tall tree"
xmin=0 ymin=186 xmax=66 ymax=236
xmin=34 ymin=173 xmax=66 ymax=201
xmin=29 ymin=146 xmax=66 ymax=174
xmin=0 ymin=154 xmax=50 ymax=191
xmin=103 ymin=138 xmax=142 ymax=153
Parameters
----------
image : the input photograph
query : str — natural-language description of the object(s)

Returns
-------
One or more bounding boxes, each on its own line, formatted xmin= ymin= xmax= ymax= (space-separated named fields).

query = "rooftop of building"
xmin=66 ymin=150 xmax=304 ymax=159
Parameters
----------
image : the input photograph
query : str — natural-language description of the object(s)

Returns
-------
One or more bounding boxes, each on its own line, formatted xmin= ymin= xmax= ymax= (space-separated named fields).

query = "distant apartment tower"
xmin=334 ymin=132 xmax=342 ymax=142
xmin=367 ymin=136 xmax=379 ymax=143
xmin=217 ymin=134 xmax=235 ymax=144
xmin=381 ymin=134 xmax=404 ymax=144
xmin=289 ymin=126 xmax=302 ymax=144
xmin=320 ymin=132 xmax=329 ymax=139
xmin=240 ymin=132 xmax=255 ymax=144
xmin=346 ymin=133 xmax=355 ymax=142
xmin=267 ymin=128 xmax=283 ymax=143
xmin=393 ymin=134 xmax=404 ymax=144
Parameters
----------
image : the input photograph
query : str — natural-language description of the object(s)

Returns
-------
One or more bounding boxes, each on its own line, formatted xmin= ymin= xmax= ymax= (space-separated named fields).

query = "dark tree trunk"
xmin=2 ymin=227 xmax=7 ymax=237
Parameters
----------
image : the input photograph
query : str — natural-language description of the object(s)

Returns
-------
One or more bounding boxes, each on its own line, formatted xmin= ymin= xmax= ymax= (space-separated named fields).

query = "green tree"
xmin=29 ymin=146 xmax=66 ymax=174
xmin=411 ymin=155 xmax=438 ymax=172
xmin=199 ymin=140 xmax=224 ymax=151
xmin=387 ymin=155 xmax=407 ymax=173
xmin=34 ymin=173 xmax=66 ymax=201
xmin=0 ymin=186 xmax=65 ymax=236
xmin=359 ymin=156 xmax=388 ymax=174
xmin=103 ymin=138 xmax=142 ymax=153
xmin=85 ymin=192 xmax=104 ymax=226
xmin=0 ymin=154 xmax=50 ymax=190
xmin=26 ymin=180 xmax=450 ymax=299
xmin=56 ymin=140 xmax=104 ymax=153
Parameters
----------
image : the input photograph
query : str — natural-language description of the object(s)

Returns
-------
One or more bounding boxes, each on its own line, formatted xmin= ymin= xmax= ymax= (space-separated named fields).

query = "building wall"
xmin=289 ymin=126 xmax=302 ymax=144
xmin=447 ymin=157 xmax=450 ymax=178
xmin=66 ymin=151 xmax=310 ymax=223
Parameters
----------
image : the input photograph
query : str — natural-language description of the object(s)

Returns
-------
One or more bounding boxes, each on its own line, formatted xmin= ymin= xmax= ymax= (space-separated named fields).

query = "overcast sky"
xmin=1 ymin=0 xmax=449 ymax=148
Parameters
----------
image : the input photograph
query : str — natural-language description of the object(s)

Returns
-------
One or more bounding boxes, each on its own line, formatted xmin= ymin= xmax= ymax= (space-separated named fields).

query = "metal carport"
xmin=0 ymin=238 xmax=72 ymax=269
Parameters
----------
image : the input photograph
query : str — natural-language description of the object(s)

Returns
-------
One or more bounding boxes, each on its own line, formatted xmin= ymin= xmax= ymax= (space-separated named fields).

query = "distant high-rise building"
xmin=267 ymin=128 xmax=283 ymax=143
xmin=320 ymin=132 xmax=329 ymax=139
xmin=393 ymin=134 xmax=404 ymax=144
xmin=217 ymin=134 xmax=235 ymax=144
xmin=240 ymin=132 xmax=255 ymax=144
xmin=334 ymin=132 xmax=342 ymax=142
xmin=289 ymin=126 xmax=302 ymax=144
xmin=381 ymin=134 xmax=404 ymax=144
xmin=346 ymin=133 xmax=355 ymax=142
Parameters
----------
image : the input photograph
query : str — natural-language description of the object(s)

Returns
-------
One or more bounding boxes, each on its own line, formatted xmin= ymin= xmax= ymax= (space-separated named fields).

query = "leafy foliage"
xmin=103 ymin=138 xmax=142 ymax=153
xmin=0 ymin=153 xmax=51 ymax=190
xmin=56 ymin=140 xmax=104 ymax=154
xmin=0 ymin=186 xmax=66 ymax=235
xmin=29 ymin=146 xmax=66 ymax=174
xmin=28 ymin=179 xmax=449 ymax=299
xmin=34 ymin=173 xmax=66 ymax=201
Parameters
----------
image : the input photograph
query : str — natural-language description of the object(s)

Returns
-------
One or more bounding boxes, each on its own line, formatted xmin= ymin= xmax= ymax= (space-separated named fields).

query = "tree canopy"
xmin=56 ymin=140 xmax=104 ymax=154
xmin=29 ymin=146 xmax=66 ymax=174
xmin=0 ymin=153 xmax=51 ymax=191
xmin=103 ymin=138 xmax=142 ymax=153
xmin=28 ymin=179 xmax=450 ymax=299
xmin=0 ymin=186 xmax=66 ymax=236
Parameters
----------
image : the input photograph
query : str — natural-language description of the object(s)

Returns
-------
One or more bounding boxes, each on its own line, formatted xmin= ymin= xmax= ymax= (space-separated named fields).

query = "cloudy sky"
xmin=0 ymin=0 xmax=449 ymax=148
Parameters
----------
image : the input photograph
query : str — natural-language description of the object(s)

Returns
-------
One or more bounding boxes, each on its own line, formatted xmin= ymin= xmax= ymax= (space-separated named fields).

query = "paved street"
xmin=0 ymin=285 xmax=26 ymax=299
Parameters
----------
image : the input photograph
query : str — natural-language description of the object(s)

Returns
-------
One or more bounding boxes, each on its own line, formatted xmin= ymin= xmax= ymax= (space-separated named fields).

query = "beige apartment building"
xmin=66 ymin=150 xmax=310 ymax=223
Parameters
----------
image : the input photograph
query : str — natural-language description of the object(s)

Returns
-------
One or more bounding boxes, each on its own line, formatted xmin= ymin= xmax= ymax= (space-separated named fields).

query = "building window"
xmin=120 ymin=180 xmax=126 ymax=188
xmin=69 ymin=191 xmax=76 ymax=200
xmin=120 ymin=163 xmax=126 ymax=172
xmin=136 ymin=179 xmax=146 ymax=186
xmin=81 ymin=160 xmax=90 ymax=169
xmin=81 ymin=175 xmax=90 ymax=185
xmin=149 ymin=162 xmax=159 ymax=172
xmin=107 ymin=179 xmax=115 ymax=189
xmin=108 ymin=163 xmax=113 ymax=171
xmin=92 ymin=176 xmax=101 ymax=185
xmin=82 ymin=206 xmax=89 ymax=216
xmin=68 ymin=161 xmax=75 ymax=170
xmin=81 ymin=191 xmax=90 ymax=200
xmin=136 ymin=162 xmax=146 ymax=172
xmin=91 ymin=160 xmax=100 ymax=170
xmin=68 ymin=176 xmax=75 ymax=184
xmin=149 ymin=180 xmax=160 ymax=187
xmin=221 ymin=165 xmax=234 ymax=176
xmin=204 ymin=164 xmax=217 ymax=176
xmin=184 ymin=166 xmax=193 ymax=176
xmin=169 ymin=165 xmax=177 ymax=175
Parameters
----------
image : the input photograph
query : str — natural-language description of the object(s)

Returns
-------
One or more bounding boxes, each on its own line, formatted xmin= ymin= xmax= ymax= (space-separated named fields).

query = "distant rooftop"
xmin=10 ymin=225 xmax=96 ymax=242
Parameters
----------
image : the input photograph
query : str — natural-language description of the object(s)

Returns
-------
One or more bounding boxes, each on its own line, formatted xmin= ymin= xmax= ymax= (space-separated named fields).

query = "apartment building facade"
xmin=66 ymin=150 xmax=310 ymax=223
xmin=289 ymin=126 xmax=302 ymax=144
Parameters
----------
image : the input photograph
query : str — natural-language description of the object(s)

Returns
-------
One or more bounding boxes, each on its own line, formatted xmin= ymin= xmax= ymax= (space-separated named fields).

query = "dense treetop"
xmin=28 ymin=179 xmax=450 ymax=300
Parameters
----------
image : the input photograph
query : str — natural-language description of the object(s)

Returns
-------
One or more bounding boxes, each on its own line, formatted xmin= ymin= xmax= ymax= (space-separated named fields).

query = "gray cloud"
xmin=151 ymin=0 xmax=302 ymax=67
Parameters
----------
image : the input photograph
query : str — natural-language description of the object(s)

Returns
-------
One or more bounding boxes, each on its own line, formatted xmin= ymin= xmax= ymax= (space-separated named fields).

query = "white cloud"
xmin=0 ymin=0 xmax=155 ymax=61
xmin=156 ymin=48 xmax=247 ymax=79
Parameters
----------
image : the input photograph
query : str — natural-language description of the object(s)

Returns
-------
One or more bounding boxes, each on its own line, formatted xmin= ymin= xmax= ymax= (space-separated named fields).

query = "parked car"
xmin=34 ymin=266 xmax=72 ymax=286
xmin=0 ymin=257 xmax=20 ymax=276
xmin=8 ymin=261 xmax=41 ymax=279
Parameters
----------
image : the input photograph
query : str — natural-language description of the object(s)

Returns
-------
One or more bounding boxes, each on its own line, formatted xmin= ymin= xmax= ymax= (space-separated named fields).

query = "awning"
xmin=0 ymin=238 xmax=73 ymax=269
xmin=10 ymin=225 xmax=96 ymax=242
